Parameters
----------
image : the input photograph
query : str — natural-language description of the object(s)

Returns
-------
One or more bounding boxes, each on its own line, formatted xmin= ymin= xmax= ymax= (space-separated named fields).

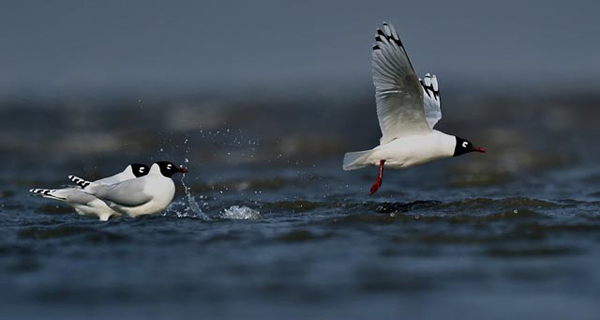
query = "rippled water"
xmin=2 ymin=90 xmax=600 ymax=319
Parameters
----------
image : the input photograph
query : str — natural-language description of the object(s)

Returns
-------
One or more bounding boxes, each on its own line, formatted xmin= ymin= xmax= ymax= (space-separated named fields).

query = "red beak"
xmin=474 ymin=147 xmax=486 ymax=153
xmin=179 ymin=167 xmax=188 ymax=173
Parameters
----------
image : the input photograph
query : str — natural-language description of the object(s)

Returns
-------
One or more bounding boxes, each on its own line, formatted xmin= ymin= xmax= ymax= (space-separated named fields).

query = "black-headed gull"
xmin=85 ymin=161 xmax=188 ymax=217
xmin=30 ymin=163 xmax=150 ymax=221
xmin=343 ymin=22 xmax=485 ymax=195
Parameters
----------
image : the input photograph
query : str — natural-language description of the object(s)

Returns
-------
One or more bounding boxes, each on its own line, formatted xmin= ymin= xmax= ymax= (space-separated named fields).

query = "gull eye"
xmin=462 ymin=141 xmax=468 ymax=148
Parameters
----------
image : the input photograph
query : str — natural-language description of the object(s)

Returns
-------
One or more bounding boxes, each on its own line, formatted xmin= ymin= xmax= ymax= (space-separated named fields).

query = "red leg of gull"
xmin=369 ymin=160 xmax=386 ymax=195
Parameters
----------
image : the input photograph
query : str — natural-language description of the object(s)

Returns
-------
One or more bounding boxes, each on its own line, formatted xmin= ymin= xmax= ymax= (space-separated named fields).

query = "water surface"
xmin=1 ymin=90 xmax=600 ymax=319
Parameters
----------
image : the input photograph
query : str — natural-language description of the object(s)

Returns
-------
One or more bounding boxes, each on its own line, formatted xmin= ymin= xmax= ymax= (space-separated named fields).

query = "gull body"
xmin=343 ymin=22 xmax=485 ymax=194
xmin=30 ymin=188 xmax=119 ymax=222
xmin=345 ymin=130 xmax=456 ymax=170
xmin=87 ymin=161 xmax=187 ymax=218
xmin=30 ymin=163 xmax=149 ymax=221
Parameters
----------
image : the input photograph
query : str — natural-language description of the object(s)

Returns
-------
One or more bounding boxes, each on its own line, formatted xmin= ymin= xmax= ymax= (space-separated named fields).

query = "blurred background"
xmin=1 ymin=1 xmax=600 ymax=319
xmin=2 ymin=0 xmax=600 ymax=93
xmin=2 ymin=0 xmax=600 ymax=176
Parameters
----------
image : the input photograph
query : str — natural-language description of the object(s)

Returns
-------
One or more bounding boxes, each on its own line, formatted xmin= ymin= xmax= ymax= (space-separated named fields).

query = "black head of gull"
xmin=155 ymin=161 xmax=188 ymax=177
xmin=130 ymin=163 xmax=150 ymax=177
xmin=454 ymin=137 xmax=486 ymax=157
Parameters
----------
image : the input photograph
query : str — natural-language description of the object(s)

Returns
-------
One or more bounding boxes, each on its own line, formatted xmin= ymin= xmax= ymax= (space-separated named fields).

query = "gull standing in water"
xmin=85 ymin=161 xmax=187 ymax=217
xmin=343 ymin=22 xmax=485 ymax=195
xmin=30 ymin=163 xmax=150 ymax=221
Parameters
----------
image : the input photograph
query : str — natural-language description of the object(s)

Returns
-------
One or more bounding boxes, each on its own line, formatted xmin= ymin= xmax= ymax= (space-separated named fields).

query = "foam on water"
xmin=219 ymin=205 xmax=261 ymax=220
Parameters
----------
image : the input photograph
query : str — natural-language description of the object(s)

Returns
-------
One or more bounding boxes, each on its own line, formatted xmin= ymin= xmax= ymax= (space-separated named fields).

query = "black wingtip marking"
xmin=29 ymin=188 xmax=66 ymax=200
xmin=375 ymin=27 xmax=402 ymax=47
xmin=69 ymin=175 xmax=91 ymax=188
xmin=31 ymin=188 xmax=47 ymax=195
xmin=420 ymin=79 xmax=440 ymax=100
xmin=373 ymin=45 xmax=380 ymax=50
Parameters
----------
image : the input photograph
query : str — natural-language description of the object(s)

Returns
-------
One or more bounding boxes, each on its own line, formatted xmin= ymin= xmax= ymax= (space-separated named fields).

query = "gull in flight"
xmin=343 ymin=22 xmax=485 ymax=195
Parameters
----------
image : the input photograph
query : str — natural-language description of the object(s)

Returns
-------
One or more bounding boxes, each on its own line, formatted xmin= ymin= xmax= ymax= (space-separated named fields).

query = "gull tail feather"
xmin=343 ymin=149 xmax=375 ymax=171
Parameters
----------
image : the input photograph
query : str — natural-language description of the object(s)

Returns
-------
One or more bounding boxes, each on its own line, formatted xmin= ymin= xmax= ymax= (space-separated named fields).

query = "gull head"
xmin=453 ymin=137 xmax=486 ymax=157
xmin=130 ymin=163 xmax=150 ymax=177
xmin=155 ymin=161 xmax=188 ymax=177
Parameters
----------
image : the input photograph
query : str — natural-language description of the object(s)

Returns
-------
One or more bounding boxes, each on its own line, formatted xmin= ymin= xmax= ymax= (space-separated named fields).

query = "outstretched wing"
xmin=420 ymin=73 xmax=442 ymax=128
xmin=372 ymin=22 xmax=431 ymax=145
xmin=89 ymin=179 xmax=152 ymax=207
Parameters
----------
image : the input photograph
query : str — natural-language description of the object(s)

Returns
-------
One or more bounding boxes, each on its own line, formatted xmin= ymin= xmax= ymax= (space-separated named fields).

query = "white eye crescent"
xmin=462 ymin=141 xmax=469 ymax=148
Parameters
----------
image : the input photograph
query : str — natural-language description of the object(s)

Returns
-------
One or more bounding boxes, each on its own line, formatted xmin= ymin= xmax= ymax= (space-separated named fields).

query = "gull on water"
xmin=85 ymin=161 xmax=188 ymax=218
xmin=30 ymin=163 xmax=150 ymax=221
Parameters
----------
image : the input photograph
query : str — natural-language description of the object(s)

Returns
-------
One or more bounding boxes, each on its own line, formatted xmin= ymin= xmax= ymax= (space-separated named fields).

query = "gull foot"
xmin=370 ymin=178 xmax=382 ymax=195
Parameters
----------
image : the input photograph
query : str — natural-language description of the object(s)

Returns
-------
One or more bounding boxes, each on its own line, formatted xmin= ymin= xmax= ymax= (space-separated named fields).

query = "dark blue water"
xmin=2 ymin=91 xmax=600 ymax=319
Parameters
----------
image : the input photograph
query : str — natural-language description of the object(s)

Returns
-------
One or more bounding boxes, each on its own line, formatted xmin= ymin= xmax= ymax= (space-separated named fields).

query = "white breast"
xmin=142 ymin=177 xmax=175 ymax=214
xmin=117 ymin=176 xmax=175 ymax=217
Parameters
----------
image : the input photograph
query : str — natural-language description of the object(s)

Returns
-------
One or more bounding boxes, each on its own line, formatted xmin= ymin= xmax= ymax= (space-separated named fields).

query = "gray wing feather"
xmin=372 ymin=22 xmax=431 ymax=144
xmin=91 ymin=179 xmax=152 ymax=207
xmin=62 ymin=189 xmax=101 ymax=203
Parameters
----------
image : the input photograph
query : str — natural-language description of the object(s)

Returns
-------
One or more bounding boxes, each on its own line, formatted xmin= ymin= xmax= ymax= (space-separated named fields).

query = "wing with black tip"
xmin=372 ymin=22 xmax=430 ymax=144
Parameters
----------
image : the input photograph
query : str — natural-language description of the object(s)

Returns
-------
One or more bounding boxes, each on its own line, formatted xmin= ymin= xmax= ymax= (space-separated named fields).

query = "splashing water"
xmin=164 ymin=137 xmax=209 ymax=219
xmin=185 ymin=175 xmax=210 ymax=218
xmin=164 ymin=175 xmax=209 ymax=219
xmin=219 ymin=205 xmax=261 ymax=220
